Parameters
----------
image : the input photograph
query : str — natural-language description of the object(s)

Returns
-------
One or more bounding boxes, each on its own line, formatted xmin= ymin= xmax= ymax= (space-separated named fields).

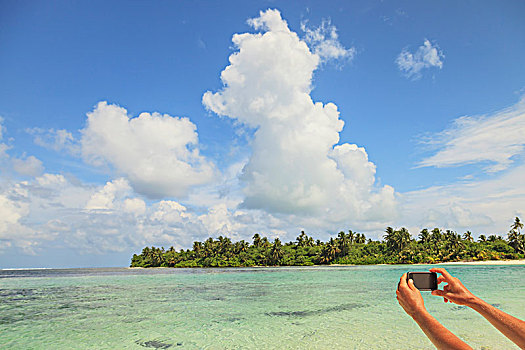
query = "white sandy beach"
xmin=439 ymin=259 xmax=525 ymax=266
xmin=127 ymin=260 xmax=525 ymax=269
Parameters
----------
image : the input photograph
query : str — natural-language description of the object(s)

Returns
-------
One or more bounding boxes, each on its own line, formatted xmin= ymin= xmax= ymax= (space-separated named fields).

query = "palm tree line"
xmin=130 ymin=217 xmax=525 ymax=268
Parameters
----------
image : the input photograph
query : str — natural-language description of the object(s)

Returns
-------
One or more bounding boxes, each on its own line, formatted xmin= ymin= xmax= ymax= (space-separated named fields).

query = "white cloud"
xmin=396 ymin=39 xmax=444 ymax=80
xmin=12 ymin=155 xmax=44 ymax=177
xmin=151 ymin=200 xmax=191 ymax=224
xmin=0 ymin=172 xmax=288 ymax=256
xmin=0 ymin=120 xmax=44 ymax=178
xmin=80 ymin=101 xmax=215 ymax=199
xmin=0 ymin=179 xmax=50 ymax=255
xmin=85 ymin=178 xmax=132 ymax=210
xmin=123 ymin=198 xmax=146 ymax=216
xmin=401 ymin=164 xmax=525 ymax=235
xmin=8 ymin=164 xmax=521 ymax=258
xmin=301 ymin=19 xmax=356 ymax=62
xmin=27 ymin=127 xmax=79 ymax=154
xmin=0 ymin=174 xmax=159 ymax=254
xmin=0 ymin=193 xmax=30 ymax=239
xmin=203 ymin=9 xmax=397 ymax=225
xmin=419 ymin=96 xmax=525 ymax=172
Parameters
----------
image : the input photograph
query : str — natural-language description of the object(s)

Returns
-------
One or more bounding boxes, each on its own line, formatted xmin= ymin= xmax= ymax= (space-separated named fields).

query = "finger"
xmin=398 ymin=273 xmax=408 ymax=290
xmin=432 ymin=289 xmax=445 ymax=297
xmin=437 ymin=276 xmax=447 ymax=284
xmin=429 ymin=267 xmax=453 ymax=280
xmin=407 ymin=278 xmax=417 ymax=291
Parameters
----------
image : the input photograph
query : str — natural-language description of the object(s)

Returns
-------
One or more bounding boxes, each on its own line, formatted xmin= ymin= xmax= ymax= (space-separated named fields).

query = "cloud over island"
xmin=0 ymin=9 xmax=397 ymax=257
xmin=203 ymin=9 xmax=397 ymax=222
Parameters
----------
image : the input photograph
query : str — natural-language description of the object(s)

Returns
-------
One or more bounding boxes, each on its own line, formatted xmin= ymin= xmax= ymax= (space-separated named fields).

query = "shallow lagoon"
xmin=1 ymin=264 xmax=524 ymax=349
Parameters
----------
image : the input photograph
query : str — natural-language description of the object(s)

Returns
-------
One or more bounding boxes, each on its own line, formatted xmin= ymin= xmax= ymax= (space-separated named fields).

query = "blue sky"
xmin=1 ymin=0 xmax=524 ymax=268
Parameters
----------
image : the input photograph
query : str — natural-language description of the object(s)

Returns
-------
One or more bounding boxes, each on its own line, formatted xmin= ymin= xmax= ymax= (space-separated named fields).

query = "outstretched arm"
xmin=396 ymin=273 xmax=472 ymax=350
xmin=430 ymin=267 xmax=525 ymax=349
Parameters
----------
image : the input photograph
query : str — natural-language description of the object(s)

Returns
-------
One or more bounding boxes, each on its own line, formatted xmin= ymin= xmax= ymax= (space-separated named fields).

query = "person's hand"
xmin=396 ymin=272 xmax=427 ymax=318
xmin=430 ymin=268 xmax=478 ymax=306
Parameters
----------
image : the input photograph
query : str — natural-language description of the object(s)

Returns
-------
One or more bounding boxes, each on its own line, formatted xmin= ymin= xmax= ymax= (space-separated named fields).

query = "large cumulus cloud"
xmin=80 ymin=102 xmax=215 ymax=199
xmin=203 ymin=9 xmax=397 ymax=223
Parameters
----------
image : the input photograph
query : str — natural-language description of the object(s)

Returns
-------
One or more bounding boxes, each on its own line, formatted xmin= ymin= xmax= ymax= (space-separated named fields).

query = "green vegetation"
xmin=130 ymin=217 xmax=525 ymax=268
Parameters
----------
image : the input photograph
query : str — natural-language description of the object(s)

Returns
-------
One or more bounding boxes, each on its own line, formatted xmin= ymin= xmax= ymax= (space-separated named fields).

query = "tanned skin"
xmin=397 ymin=267 xmax=525 ymax=349
xmin=397 ymin=271 xmax=472 ymax=349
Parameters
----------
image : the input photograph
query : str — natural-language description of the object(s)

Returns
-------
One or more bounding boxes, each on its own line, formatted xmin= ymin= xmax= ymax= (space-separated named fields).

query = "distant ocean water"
xmin=1 ymin=264 xmax=524 ymax=349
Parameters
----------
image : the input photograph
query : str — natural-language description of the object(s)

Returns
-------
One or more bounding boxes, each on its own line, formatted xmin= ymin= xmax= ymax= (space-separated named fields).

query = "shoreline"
xmin=127 ymin=259 xmax=525 ymax=269
xmin=4 ymin=260 xmax=524 ymax=270
xmin=436 ymin=259 xmax=525 ymax=266
xmin=329 ymin=259 xmax=525 ymax=267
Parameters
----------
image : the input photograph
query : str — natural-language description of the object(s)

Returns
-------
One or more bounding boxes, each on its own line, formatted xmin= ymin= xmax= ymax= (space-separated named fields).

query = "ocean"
xmin=1 ymin=264 xmax=524 ymax=349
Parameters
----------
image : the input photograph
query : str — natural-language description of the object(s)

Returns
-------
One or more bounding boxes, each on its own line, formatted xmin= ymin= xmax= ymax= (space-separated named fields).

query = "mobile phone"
xmin=407 ymin=272 xmax=437 ymax=291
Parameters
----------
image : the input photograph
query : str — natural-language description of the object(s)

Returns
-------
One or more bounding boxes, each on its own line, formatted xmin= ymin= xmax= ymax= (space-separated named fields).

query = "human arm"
xmin=396 ymin=273 xmax=472 ymax=350
xmin=430 ymin=267 xmax=525 ymax=349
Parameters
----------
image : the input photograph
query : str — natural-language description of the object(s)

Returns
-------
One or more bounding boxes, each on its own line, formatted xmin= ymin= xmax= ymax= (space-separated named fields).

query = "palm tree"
xmin=269 ymin=238 xmax=284 ymax=265
xmin=419 ymin=229 xmax=430 ymax=244
xmin=478 ymin=234 xmax=487 ymax=243
xmin=431 ymin=228 xmax=443 ymax=243
xmin=204 ymin=237 xmax=215 ymax=257
xmin=348 ymin=230 xmax=355 ymax=245
xmin=383 ymin=227 xmax=395 ymax=242
xmin=151 ymin=247 xmax=164 ymax=266
xmin=261 ymin=237 xmax=271 ymax=248
xmin=511 ymin=217 xmax=523 ymax=234
xmin=463 ymin=231 xmax=473 ymax=242
xmin=355 ymin=233 xmax=366 ymax=244
xmin=508 ymin=230 xmax=520 ymax=251
xmin=252 ymin=233 xmax=262 ymax=248
xmin=384 ymin=227 xmax=411 ymax=254
xmin=238 ymin=240 xmax=249 ymax=253
xmin=141 ymin=246 xmax=151 ymax=257
xmin=516 ymin=235 xmax=525 ymax=255
xmin=193 ymin=242 xmax=203 ymax=257
xmin=444 ymin=230 xmax=456 ymax=242
xmin=507 ymin=217 xmax=524 ymax=254
xmin=296 ymin=231 xmax=308 ymax=247
xmin=337 ymin=231 xmax=348 ymax=256
xmin=397 ymin=228 xmax=412 ymax=250
xmin=305 ymin=236 xmax=315 ymax=247
xmin=430 ymin=228 xmax=444 ymax=255
xmin=320 ymin=238 xmax=338 ymax=263
xmin=446 ymin=232 xmax=464 ymax=260
xmin=383 ymin=227 xmax=395 ymax=253
xmin=217 ymin=236 xmax=232 ymax=255
xmin=487 ymin=234 xmax=501 ymax=242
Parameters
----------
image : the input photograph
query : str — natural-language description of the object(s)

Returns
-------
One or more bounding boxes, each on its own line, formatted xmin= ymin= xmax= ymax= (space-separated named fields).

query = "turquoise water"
xmin=1 ymin=265 xmax=524 ymax=349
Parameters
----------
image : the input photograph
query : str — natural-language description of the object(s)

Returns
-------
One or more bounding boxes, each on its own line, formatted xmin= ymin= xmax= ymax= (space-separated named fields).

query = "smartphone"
xmin=407 ymin=272 xmax=437 ymax=291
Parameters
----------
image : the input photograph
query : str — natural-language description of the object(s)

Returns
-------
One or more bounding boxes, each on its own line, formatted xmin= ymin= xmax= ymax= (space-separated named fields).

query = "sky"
xmin=1 ymin=0 xmax=524 ymax=268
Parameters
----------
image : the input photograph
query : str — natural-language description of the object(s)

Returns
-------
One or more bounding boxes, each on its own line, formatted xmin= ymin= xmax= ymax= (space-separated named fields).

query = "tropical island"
xmin=130 ymin=217 xmax=524 ymax=268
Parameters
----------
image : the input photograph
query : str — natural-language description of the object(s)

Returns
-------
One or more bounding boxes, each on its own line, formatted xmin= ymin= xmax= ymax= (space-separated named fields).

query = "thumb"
xmin=407 ymin=278 xmax=417 ymax=290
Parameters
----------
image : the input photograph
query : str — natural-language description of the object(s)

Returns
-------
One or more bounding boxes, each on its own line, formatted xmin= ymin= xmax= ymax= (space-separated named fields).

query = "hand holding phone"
xmin=407 ymin=271 xmax=438 ymax=291
xmin=429 ymin=268 xmax=478 ymax=305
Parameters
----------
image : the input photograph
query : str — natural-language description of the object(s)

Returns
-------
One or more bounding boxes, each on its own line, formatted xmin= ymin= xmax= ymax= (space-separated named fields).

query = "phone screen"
xmin=408 ymin=272 xmax=437 ymax=291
